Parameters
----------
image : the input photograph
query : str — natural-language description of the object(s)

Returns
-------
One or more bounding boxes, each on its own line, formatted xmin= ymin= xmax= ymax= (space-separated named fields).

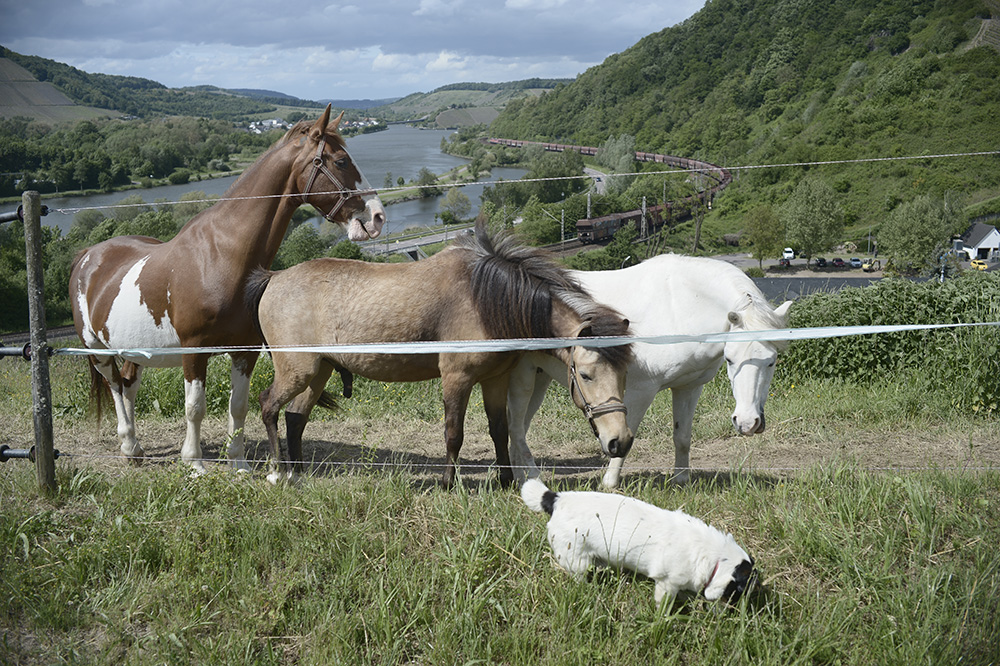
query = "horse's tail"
xmin=87 ymin=358 xmax=111 ymax=425
xmin=316 ymin=390 xmax=339 ymax=412
xmin=521 ymin=478 xmax=557 ymax=516
xmin=244 ymin=266 xmax=274 ymax=341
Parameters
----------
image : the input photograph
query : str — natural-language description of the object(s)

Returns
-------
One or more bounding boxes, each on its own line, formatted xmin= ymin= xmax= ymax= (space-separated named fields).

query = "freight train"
xmin=486 ymin=138 xmax=732 ymax=243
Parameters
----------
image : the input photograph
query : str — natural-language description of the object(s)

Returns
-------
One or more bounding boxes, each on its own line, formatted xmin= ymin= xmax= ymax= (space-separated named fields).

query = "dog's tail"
xmin=521 ymin=478 xmax=557 ymax=516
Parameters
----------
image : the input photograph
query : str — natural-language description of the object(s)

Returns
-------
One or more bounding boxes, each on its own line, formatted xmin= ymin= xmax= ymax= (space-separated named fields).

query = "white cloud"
xmin=414 ymin=0 xmax=464 ymax=16
xmin=0 ymin=0 xmax=706 ymax=98
xmin=505 ymin=0 xmax=570 ymax=9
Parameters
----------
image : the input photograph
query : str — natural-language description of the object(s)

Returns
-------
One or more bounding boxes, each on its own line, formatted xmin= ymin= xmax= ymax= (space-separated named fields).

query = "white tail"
xmin=521 ymin=478 xmax=554 ymax=514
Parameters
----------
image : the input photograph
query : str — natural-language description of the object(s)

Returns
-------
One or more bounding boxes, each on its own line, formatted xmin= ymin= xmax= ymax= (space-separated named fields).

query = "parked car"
xmin=971 ymin=259 xmax=988 ymax=271
xmin=815 ymin=257 xmax=827 ymax=268
xmin=850 ymin=257 xmax=862 ymax=268
xmin=782 ymin=247 xmax=795 ymax=259
xmin=778 ymin=257 xmax=792 ymax=268
xmin=831 ymin=257 xmax=846 ymax=268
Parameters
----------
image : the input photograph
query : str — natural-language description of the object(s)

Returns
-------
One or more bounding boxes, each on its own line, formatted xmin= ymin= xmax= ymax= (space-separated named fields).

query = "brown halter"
xmin=569 ymin=361 xmax=628 ymax=438
xmin=301 ymin=135 xmax=377 ymax=235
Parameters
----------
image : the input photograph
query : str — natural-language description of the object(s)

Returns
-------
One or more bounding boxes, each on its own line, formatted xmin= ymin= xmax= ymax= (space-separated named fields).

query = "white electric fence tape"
xmin=52 ymin=320 xmax=1000 ymax=361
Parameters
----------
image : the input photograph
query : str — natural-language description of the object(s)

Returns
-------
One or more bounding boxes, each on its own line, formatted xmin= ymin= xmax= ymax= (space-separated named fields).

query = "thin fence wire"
xmin=45 ymin=149 xmax=1000 ymax=216
xmin=45 ymin=450 xmax=1000 ymax=476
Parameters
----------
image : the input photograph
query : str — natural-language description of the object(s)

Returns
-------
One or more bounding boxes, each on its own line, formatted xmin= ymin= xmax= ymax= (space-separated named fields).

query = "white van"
xmin=782 ymin=247 xmax=795 ymax=259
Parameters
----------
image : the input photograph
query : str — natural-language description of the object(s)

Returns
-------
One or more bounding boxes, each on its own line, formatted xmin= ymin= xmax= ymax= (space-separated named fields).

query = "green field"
xmin=1 ymin=346 xmax=998 ymax=664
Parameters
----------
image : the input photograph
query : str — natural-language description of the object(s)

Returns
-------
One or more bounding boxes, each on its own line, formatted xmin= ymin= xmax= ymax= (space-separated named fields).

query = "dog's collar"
xmin=702 ymin=560 xmax=720 ymax=594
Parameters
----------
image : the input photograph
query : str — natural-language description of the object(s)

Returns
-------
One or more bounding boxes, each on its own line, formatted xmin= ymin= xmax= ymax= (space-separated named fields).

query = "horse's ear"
xmin=330 ymin=110 xmax=345 ymax=132
xmin=310 ymin=104 xmax=333 ymax=140
xmin=774 ymin=300 xmax=793 ymax=320
xmin=573 ymin=320 xmax=594 ymax=338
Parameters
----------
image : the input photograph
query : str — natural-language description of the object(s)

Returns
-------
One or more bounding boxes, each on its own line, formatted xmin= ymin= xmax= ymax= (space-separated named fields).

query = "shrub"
xmin=782 ymin=272 xmax=1000 ymax=414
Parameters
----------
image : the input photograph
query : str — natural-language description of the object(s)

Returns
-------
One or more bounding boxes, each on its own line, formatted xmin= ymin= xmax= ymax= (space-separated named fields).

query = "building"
xmin=956 ymin=222 xmax=1000 ymax=261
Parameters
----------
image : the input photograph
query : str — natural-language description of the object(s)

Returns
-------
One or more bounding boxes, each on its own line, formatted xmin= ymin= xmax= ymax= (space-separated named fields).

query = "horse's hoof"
xmin=671 ymin=469 xmax=691 ymax=485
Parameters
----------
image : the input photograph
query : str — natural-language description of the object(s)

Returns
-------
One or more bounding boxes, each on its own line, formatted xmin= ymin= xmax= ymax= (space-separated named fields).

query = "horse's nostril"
xmin=607 ymin=439 xmax=619 ymax=456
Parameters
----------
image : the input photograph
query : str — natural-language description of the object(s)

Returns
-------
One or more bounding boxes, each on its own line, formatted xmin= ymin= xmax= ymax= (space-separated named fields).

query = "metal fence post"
xmin=22 ymin=191 xmax=57 ymax=494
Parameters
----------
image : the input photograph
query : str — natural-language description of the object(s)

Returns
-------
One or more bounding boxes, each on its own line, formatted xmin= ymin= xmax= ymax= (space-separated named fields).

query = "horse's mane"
xmin=457 ymin=221 xmax=632 ymax=369
xmin=731 ymin=290 xmax=790 ymax=350
xmin=224 ymin=119 xmax=346 ymax=197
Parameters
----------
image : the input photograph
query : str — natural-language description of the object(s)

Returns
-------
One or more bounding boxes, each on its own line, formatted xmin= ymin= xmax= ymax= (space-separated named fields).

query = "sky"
xmin=0 ymin=0 xmax=706 ymax=101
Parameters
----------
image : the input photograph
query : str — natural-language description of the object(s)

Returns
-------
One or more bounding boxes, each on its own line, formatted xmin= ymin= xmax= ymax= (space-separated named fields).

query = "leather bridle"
xmin=569 ymin=361 xmax=627 ymax=438
xmin=301 ymin=135 xmax=377 ymax=236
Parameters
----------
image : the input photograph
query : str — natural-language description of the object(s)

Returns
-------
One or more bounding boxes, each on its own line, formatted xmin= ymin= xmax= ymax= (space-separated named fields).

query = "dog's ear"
xmin=721 ymin=558 xmax=756 ymax=603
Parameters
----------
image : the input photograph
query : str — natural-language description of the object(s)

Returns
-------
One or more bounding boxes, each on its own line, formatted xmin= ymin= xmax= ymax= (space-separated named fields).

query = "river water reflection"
xmin=1 ymin=125 xmax=524 ymax=237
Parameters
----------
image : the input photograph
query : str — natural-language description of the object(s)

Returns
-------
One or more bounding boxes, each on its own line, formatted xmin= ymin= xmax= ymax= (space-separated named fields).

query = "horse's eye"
xmin=580 ymin=372 xmax=593 ymax=382
xmin=334 ymin=158 xmax=348 ymax=168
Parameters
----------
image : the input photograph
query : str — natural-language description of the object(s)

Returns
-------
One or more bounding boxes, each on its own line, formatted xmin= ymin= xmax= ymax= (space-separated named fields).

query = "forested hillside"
xmin=0 ymin=47 xmax=311 ymax=119
xmin=490 ymin=0 xmax=1000 ymax=237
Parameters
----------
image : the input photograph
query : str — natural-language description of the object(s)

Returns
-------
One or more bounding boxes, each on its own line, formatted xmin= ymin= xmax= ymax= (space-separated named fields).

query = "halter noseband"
xmin=301 ymin=135 xmax=376 ymax=235
xmin=569 ymin=362 xmax=627 ymax=438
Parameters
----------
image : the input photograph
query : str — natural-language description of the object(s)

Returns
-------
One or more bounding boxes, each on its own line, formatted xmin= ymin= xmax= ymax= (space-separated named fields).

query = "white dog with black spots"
xmin=521 ymin=479 xmax=756 ymax=605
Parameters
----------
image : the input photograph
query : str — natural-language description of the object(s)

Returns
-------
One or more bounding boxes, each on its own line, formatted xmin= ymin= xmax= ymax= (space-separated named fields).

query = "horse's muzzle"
xmin=733 ymin=411 xmax=766 ymax=435
xmin=605 ymin=434 xmax=633 ymax=458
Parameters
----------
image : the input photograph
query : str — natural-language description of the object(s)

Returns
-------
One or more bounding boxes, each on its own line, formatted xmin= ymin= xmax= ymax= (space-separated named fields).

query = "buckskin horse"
xmin=245 ymin=220 xmax=633 ymax=487
xmin=70 ymin=105 xmax=385 ymax=473
xmin=506 ymin=254 xmax=792 ymax=487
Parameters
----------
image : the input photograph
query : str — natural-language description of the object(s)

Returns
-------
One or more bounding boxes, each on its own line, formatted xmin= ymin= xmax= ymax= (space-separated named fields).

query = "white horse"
xmin=507 ymin=254 xmax=792 ymax=487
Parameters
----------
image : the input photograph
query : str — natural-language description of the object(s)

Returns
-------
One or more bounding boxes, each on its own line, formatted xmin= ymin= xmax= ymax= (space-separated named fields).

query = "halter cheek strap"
xmin=301 ymin=136 xmax=376 ymax=234
xmin=569 ymin=363 xmax=627 ymax=438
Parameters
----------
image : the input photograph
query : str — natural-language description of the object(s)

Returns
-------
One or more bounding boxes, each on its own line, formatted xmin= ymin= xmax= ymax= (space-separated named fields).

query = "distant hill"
xmin=0 ymin=46 xmax=289 ymax=120
xmin=374 ymin=78 xmax=573 ymax=126
xmin=318 ymin=97 xmax=402 ymax=110
xmin=0 ymin=57 xmax=117 ymax=122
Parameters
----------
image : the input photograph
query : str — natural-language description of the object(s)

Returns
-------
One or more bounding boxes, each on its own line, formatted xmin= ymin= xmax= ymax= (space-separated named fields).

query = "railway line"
xmin=487 ymin=138 xmax=732 ymax=243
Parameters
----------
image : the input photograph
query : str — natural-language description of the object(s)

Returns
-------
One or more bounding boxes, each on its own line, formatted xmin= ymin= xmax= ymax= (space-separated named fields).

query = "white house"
xmin=956 ymin=222 xmax=1000 ymax=261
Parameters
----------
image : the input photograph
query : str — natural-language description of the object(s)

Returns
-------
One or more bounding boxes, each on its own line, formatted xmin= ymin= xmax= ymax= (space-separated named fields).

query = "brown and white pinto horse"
xmin=245 ymin=220 xmax=634 ymax=487
xmin=70 ymin=105 xmax=385 ymax=474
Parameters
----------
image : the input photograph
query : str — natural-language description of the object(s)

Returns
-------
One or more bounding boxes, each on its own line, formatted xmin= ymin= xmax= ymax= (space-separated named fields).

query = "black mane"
xmin=457 ymin=220 xmax=632 ymax=369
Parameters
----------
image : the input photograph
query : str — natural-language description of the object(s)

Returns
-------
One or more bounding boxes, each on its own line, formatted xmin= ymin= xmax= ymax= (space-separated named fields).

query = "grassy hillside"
xmin=490 ymin=0 xmax=1000 ymax=239
xmin=0 ymin=57 xmax=118 ymax=122
xmin=0 ymin=46 xmax=294 ymax=120
xmin=375 ymin=79 xmax=571 ymax=126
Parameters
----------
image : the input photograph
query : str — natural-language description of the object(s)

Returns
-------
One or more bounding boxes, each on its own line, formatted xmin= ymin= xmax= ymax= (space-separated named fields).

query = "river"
xmin=0 ymin=125 xmax=525 ymax=237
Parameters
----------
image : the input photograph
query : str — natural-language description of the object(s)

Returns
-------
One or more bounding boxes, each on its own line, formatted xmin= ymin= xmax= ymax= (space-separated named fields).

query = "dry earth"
xmin=4 ymin=402 xmax=998 ymax=489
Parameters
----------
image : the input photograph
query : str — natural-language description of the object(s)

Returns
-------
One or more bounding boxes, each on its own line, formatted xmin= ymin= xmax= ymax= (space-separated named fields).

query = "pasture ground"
xmin=1 ymin=362 xmax=999 ymax=664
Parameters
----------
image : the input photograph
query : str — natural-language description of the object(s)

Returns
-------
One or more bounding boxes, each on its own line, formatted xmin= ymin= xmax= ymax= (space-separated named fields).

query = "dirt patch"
xmin=6 ymin=406 xmax=997 ymax=488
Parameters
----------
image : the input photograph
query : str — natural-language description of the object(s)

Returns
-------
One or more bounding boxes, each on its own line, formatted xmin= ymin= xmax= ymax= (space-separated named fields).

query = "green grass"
xmin=2 ymin=346 xmax=999 ymax=664
xmin=1 ymin=460 xmax=997 ymax=665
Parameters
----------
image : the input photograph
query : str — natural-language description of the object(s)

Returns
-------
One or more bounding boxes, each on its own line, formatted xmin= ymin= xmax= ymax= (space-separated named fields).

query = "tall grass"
xmin=1 ymin=460 xmax=997 ymax=665
xmin=3 ymin=272 xmax=1000 ymax=664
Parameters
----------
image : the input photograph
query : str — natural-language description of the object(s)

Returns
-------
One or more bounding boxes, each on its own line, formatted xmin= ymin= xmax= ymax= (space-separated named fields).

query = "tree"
xmin=595 ymin=134 xmax=636 ymax=195
xmin=876 ymin=194 xmax=963 ymax=276
xmin=273 ymin=223 xmax=325 ymax=270
xmin=439 ymin=187 xmax=471 ymax=224
xmin=741 ymin=204 xmax=785 ymax=269
xmin=415 ymin=167 xmax=441 ymax=198
xmin=781 ymin=178 xmax=844 ymax=263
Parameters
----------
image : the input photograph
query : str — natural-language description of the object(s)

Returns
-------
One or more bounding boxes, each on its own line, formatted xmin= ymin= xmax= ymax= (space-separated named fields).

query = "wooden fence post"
xmin=22 ymin=191 xmax=57 ymax=494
